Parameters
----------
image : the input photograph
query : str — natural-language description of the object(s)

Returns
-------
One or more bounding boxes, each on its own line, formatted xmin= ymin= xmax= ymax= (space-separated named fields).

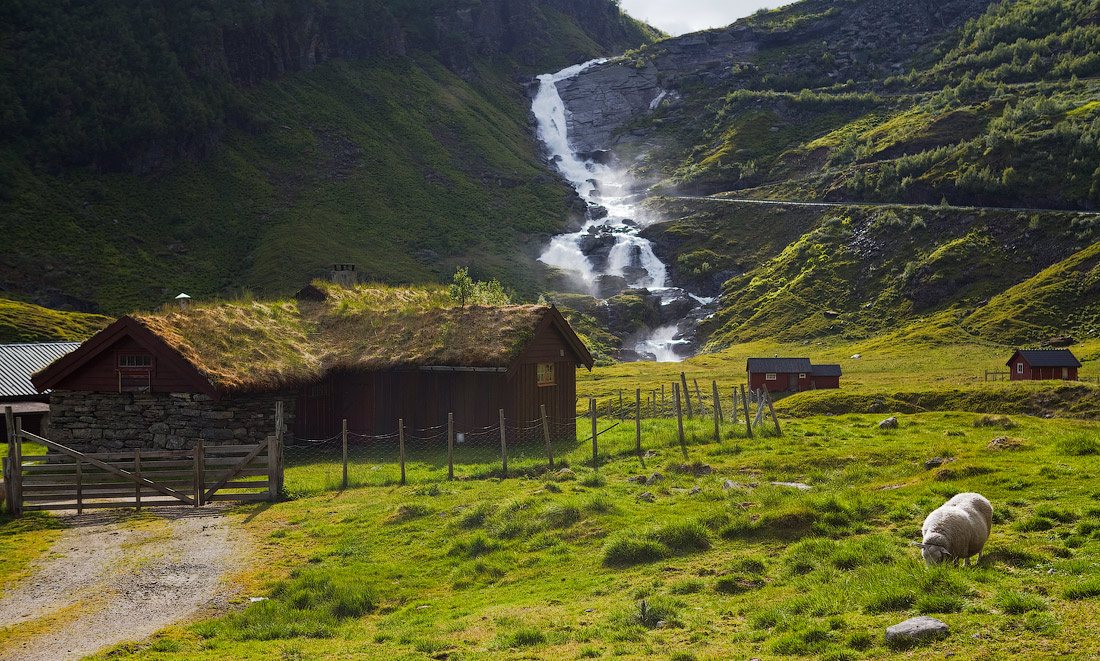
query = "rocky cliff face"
xmin=554 ymin=0 xmax=994 ymax=155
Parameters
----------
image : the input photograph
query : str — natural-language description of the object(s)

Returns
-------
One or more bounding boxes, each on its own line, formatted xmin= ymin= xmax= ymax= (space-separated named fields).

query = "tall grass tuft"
xmin=995 ymin=590 xmax=1048 ymax=614
xmin=602 ymin=535 xmax=668 ymax=566
xmin=1063 ymin=579 xmax=1100 ymax=600
xmin=1056 ymin=434 xmax=1100 ymax=456
xmin=654 ymin=520 xmax=711 ymax=554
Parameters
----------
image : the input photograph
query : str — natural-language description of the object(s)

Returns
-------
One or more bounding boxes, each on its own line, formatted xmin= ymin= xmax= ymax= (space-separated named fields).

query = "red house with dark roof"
xmin=1007 ymin=349 xmax=1081 ymax=381
xmin=747 ymin=358 xmax=842 ymax=392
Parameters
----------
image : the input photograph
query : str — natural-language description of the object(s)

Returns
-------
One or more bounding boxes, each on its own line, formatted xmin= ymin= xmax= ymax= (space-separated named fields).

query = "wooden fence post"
xmin=13 ymin=418 xmax=21 ymax=515
xmin=740 ymin=385 xmax=753 ymax=439
xmin=499 ymin=409 xmax=508 ymax=478
xmin=680 ymin=372 xmax=693 ymax=418
xmin=5 ymin=406 xmax=17 ymax=515
xmin=447 ymin=413 xmax=455 ymax=480
xmin=135 ymin=448 xmax=142 ymax=512
xmin=753 ymin=389 xmax=766 ymax=428
xmin=618 ymin=390 xmax=624 ymax=421
xmin=590 ymin=398 xmax=598 ymax=470
xmin=693 ymin=379 xmax=705 ymax=416
xmin=635 ymin=388 xmax=644 ymax=468
xmin=713 ymin=380 xmax=723 ymax=423
xmin=268 ymin=400 xmax=284 ymax=501
xmin=540 ymin=404 xmax=554 ymax=468
xmin=712 ymin=381 xmax=720 ymax=442
xmin=195 ymin=438 xmax=205 ymax=507
xmin=399 ymin=419 xmax=406 ymax=485
xmin=661 ymin=385 xmax=666 ymax=418
xmin=75 ymin=459 xmax=83 ymax=515
xmin=674 ymin=382 xmax=687 ymax=460
xmin=764 ymin=389 xmax=783 ymax=437
xmin=341 ymin=418 xmax=348 ymax=490
xmin=731 ymin=388 xmax=739 ymax=423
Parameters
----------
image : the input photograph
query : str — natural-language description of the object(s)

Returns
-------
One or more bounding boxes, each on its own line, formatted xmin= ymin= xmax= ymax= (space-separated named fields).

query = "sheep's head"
xmin=911 ymin=542 xmax=953 ymax=565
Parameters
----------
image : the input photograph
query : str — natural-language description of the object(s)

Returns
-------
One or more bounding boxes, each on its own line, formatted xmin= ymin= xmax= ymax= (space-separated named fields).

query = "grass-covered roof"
xmin=132 ymin=283 xmax=557 ymax=393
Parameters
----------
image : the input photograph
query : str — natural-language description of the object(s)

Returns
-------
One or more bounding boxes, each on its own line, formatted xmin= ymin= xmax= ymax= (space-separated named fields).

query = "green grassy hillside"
xmin=0 ymin=0 xmax=657 ymax=316
xmin=0 ymin=299 xmax=111 ymax=343
xmin=5 ymin=413 xmax=1093 ymax=660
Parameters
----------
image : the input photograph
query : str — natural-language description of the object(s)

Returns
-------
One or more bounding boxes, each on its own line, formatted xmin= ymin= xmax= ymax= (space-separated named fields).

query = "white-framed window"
xmin=537 ymin=363 xmax=555 ymax=386
xmin=1016 ymin=362 xmax=1023 ymax=374
xmin=119 ymin=354 xmax=152 ymax=368
xmin=798 ymin=373 xmax=806 ymax=379
xmin=765 ymin=373 xmax=777 ymax=381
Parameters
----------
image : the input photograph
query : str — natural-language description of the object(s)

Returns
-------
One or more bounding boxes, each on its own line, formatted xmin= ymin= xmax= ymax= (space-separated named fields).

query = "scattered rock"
xmin=721 ymin=480 xmax=743 ymax=491
xmin=643 ymin=450 xmax=657 ymax=458
xmin=879 ymin=416 xmax=899 ymax=429
xmin=944 ymin=430 xmax=965 ymax=437
xmin=987 ymin=436 xmax=1025 ymax=451
xmin=850 ymin=353 xmax=862 ymax=359
xmin=626 ymin=475 xmax=645 ymax=483
xmin=924 ymin=457 xmax=950 ymax=470
xmin=885 ymin=616 xmax=949 ymax=646
xmin=637 ymin=491 xmax=655 ymax=502
xmin=555 ymin=468 xmax=576 ymax=478
xmin=770 ymin=481 xmax=811 ymax=491
xmin=645 ymin=473 xmax=664 ymax=486
xmin=655 ymin=620 xmax=667 ymax=629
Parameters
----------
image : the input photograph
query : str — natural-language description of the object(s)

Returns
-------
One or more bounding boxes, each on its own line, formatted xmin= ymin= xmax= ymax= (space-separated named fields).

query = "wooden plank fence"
xmin=3 ymin=405 xmax=282 ymax=516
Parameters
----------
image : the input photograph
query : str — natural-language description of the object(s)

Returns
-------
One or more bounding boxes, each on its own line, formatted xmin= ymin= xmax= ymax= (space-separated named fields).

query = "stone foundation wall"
xmin=47 ymin=390 xmax=296 ymax=453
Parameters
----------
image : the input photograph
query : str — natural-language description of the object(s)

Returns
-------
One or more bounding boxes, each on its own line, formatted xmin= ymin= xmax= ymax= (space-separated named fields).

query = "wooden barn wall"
xmin=294 ymin=363 xmax=579 ymax=441
xmin=505 ymin=360 xmax=576 ymax=429
xmin=52 ymin=336 xmax=197 ymax=393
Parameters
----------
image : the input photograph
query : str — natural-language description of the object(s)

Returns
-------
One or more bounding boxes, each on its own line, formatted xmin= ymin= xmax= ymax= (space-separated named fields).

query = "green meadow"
xmin=9 ymin=402 xmax=1084 ymax=660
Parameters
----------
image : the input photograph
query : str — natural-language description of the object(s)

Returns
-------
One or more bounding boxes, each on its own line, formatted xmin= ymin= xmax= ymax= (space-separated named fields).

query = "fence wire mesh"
xmin=281 ymin=383 xmax=780 ymax=496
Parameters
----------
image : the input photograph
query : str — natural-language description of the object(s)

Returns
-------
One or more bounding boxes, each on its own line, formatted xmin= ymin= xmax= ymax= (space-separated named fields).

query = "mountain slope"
xmin=0 ymin=0 xmax=658 ymax=315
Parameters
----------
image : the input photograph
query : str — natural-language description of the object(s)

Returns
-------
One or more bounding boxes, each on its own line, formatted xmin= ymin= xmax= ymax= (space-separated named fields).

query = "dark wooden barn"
xmin=746 ymin=358 xmax=842 ymax=392
xmin=32 ymin=301 xmax=592 ymax=452
xmin=1007 ymin=349 xmax=1081 ymax=381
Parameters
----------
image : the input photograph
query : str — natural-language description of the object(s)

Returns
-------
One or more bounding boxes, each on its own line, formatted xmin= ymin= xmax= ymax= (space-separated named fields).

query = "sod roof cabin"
xmin=32 ymin=298 xmax=593 ymax=452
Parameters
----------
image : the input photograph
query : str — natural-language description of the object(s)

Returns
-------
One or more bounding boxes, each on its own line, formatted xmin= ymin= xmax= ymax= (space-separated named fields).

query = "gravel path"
xmin=0 ymin=505 xmax=248 ymax=660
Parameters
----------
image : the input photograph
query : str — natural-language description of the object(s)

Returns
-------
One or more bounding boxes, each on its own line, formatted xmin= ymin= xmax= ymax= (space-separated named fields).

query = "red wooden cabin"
xmin=746 ymin=358 xmax=842 ymax=392
xmin=1006 ymin=349 xmax=1081 ymax=381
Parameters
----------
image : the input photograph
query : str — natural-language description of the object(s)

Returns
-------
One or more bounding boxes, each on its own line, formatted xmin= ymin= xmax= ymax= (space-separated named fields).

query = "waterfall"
xmin=532 ymin=60 xmax=698 ymax=362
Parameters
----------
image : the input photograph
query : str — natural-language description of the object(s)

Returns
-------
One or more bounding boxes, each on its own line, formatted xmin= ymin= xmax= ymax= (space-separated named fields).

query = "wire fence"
xmin=282 ymin=381 xmax=782 ymax=496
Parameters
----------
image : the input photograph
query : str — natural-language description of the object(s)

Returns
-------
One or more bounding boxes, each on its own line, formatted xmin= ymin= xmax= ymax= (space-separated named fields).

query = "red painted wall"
xmin=51 ymin=336 xmax=197 ymax=393
xmin=1010 ymin=358 xmax=1078 ymax=381
xmin=812 ymin=376 xmax=841 ymax=389
xmin=747 ymin=372 xmax=812 ymax=392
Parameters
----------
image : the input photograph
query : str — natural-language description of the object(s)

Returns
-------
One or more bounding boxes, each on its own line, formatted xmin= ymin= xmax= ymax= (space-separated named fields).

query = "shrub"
xmin=603 ymin=536 xmax=668 ymax=567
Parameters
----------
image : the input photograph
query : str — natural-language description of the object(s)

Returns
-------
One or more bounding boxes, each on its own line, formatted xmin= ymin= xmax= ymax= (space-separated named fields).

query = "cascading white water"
xmin=533 ymin=60 xmax=692 ymax=362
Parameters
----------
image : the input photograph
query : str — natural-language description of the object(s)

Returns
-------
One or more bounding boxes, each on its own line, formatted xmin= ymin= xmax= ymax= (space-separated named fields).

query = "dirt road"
xmin=0 ymin=505 xmax=248 ymax=660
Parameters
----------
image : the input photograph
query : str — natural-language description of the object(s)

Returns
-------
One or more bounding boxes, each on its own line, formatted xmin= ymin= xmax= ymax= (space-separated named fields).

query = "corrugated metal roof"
xmin=812 ymin=364 xmax=843 ymax=377
xmin=747 ymin=357 xmax=813 ymax=374
xmin=1011 ymin=349 xmax=1082 ymax=368
xmin=0 ymin=342 xmax=81 ymax=398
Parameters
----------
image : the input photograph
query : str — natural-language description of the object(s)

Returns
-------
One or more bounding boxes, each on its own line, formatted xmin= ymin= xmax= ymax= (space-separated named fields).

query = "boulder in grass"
xmin=879 ymin=416 xmax=899 ymax=429
xmin=885 ymin=616 xmax=949 ymax=648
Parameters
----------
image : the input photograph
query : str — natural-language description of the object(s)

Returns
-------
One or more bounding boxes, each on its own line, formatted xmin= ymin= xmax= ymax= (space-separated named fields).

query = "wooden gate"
xmin=3 ymin=406 xmax=284 ymax=515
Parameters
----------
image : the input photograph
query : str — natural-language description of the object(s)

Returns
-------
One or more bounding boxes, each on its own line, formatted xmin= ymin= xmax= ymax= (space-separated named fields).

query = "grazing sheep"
xmin=913 ymin=492 xmax=993 ymax=566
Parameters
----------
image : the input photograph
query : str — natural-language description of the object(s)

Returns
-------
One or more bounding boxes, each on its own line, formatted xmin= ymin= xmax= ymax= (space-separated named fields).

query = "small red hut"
xmin=746 ymin=358 xmax=842 ymax=392
xmin=1006 ymin=349 xmax=1081 ymax=381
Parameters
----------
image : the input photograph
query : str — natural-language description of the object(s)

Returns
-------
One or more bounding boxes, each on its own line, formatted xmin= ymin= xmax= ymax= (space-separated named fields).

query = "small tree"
xmin=449 ymin=267 xmax=475 ymax=305
xmin=449 ymin=267 xmax=511 ymax=306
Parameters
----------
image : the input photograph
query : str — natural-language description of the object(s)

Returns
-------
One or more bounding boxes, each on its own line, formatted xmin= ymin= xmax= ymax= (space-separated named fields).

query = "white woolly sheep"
xmin=912 ymin=492 xmax=993 ymax=566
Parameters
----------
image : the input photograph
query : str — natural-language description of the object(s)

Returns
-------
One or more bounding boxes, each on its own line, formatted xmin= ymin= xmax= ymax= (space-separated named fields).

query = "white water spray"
xmin=533 ymin=60 xmax=696 ymax=361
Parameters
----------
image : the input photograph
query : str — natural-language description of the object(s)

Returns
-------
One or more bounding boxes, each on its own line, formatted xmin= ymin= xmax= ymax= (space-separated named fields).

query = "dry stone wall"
xmin=47 ymin=391 xmax=296 ymax=454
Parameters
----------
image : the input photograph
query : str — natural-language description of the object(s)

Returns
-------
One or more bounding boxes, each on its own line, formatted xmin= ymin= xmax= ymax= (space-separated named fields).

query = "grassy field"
xmin=0 ymin=409 xmax=1078 ymax=660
